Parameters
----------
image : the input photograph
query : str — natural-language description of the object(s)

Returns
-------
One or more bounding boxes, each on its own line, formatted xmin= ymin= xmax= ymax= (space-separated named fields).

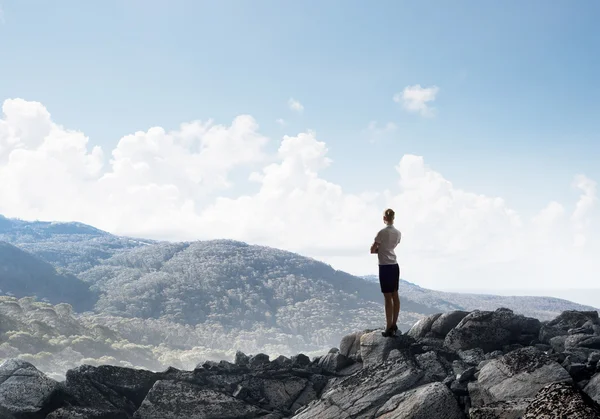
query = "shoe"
xmin=381 ymin=327 xmax=394 ymax=337
xmin=392 ymin=324 xmax=398 ymax=335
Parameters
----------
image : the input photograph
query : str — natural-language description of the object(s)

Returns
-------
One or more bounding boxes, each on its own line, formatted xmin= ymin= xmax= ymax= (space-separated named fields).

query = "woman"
xmin=370 ymin=208 xmax=402 ymax=337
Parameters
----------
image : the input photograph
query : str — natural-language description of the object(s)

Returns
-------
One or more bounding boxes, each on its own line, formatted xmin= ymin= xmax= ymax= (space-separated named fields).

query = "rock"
xmin=469 ymin=398 xmax=532 ymax=419
xmin=406 ymin=313 xmax=442 ymax=339
xmin=248 ymin=353 xmax=270 ymax=367
xmin=64 ymin=365 xmax=158 ymax=416
xmin=477 ymin=346 xmax=572 ymax=403
xmin=430 ymin=311 xmax=469 ymax=337
xmin=549 ymin=335 xmax=567 ymax=353
xmin=317 ymin=352 xmax=353 ymax=373
xmin=485 ymin=350 xmax=504 ymax=360
xmin=271 ymin=355 xmax=292 ymax=367
xmin=133 ymin=380 xmax=270 ymax=418
xmin=291 ymin=359 xmax=426 ymax=418
xmin=585 ymin=373 xmax=600 ymax=404
xmin=234 ymin=350 xmax=249 ymax=366
xmin=339 ymin=330 xmax=368 ymax=360
xmin=450 ymin=380 xmax=468 ymax=397
xmin=415 ymin=351 xmax=449 ymax=382
xmin=524 ymin=381 xmax=600 ymax=418
xmin=0 ymin=359 xmax=64 ymax=419
xmin=444 ymin=308 xmax=541 ymax=353
xmin=535 ymin=343 xmax=551 ymax=352
xmin=291 ymin=354 xmax=311 ymax=367
xmin=468 ymin=382 xmax=485 ymax=408
xmin=539 ymin=310 xmax=600 ymax=344
xmin=359 ymin=331 xmax=414 ymax=366
xmin=47 ymin=406 xmax=130 ymax=419
xmin=376 ymin=382 xmax=465 ymax=419
xmin=590 ymin=352 xmax=600 ymax=366
xmin=458 ymin=348 xmax=485 ymax=365
xmin=569 ymin=320 xmax=598 ymax=335
xmin=458 ymin=366 xmax=476 ymax=383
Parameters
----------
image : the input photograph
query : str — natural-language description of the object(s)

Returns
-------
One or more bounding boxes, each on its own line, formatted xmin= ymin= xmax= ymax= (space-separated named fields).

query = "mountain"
xmin=0 ymin=214 xmax=153 ymax=273
xmin=362 ymin=275 xmax=599 ymax=319
xmin=0 ymin=241 xmax=96 ymax=312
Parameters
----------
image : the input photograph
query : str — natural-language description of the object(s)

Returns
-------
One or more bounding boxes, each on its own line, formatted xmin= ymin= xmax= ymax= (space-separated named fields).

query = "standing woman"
xmin=370 ymin=208 xmax=402 ymax=337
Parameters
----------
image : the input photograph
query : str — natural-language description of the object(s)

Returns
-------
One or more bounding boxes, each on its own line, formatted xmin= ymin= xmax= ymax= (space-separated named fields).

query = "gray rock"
xmin=458 ymin=366 xmax=476 ymax=383
xmin=248 ymin=353 xmax=270 ymax=367
xmin=485 ymin=350 xmax=505 ymax=360
xmin=589 ymin=352 xmax=600 ymax=366
xmin=585 ymin=373 xmax=600 ymax=404
xmin=524 ymin=381 xmax=600 ymax=418
xmin=477 ymin=347 xmax=572 ymax=403
xmin=406 ymin=313 xmax=442 ymax=339
xmin=539 ymin=310 xmax=600 ymax=344
xmin=64 ymin=364 xmax=157 ymax=415
xmin=458 ymin=348 xmax=485 ymax=365
xmin=415 ymin=351 xmax=449 ymax=382
xmin=291 ymin=354 xmax=310 ymax=367
xmin=444 ymin=308 xmax=541 ymax=353
xmin=0 ymin=359 xmax=62 ymax=419
xmin=291 ymin=358 xmax=426 ymax=418
xmin=549 ymin=335 xmax=567 ymax=353
xmin=339 ymin=330 xmax=369 ymax=360
xmin=359 ymin=331 xmax=414 ymax=366
xmin=430 ymin=311 xmax=469 ymax=337
xmin=47 ymin=407 xmax=130 ymax=419
xmin=133 ymin=380 xmax=269 ymax=418
xmin=317 ymin=352 xmax=353 ymax=373
xmin=376 ymin=382 xmax=465 ymax=419
xmin=234 ymin=350 xmax=249 ymax=366
xmin=469 ymin=398 xmax=532 ymax=419
xmin=468 ymin=382 xmax=485 ymax=408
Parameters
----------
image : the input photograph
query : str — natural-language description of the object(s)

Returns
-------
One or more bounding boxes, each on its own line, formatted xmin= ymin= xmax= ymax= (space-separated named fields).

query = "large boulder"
xmin=133 ymin=380 xmax=270 ymax=419
xmin=539 ymin=310 xmax=600 ymax=344
xmin=47 ymin=406 xmax=130 ymax=419
xmin=339 ymin=330 xmax=370 ymax=361
xmin=477 ymin=347 xmax=572 ymax=403
xmin=444 ymin=308 xmax=541 ymax=353
xmin=430 ymin=311 xmax=469 ymax=338
xmin=585 ymin=373 xmax=600 ymax=404
xmin=376 ymin=382 xmax=465 ymax=419
xmin=0 ymin=359 xmax=65 ymax=419
xmin=524 ymin=381 xmax=600 ymax=418
xmin=406 ymin=313 xmax=442 ymax=339
xmin=292 ymin=355 xmax=426 ymax=418
xmin=360 ymin=332 xmax=414 ymax=366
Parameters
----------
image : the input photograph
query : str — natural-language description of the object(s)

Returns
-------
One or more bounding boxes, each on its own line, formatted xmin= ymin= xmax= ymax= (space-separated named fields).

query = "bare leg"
xmin=383 ymin=293 xmax=394 ymax=329
xmin=392 ymin=291 xmax=400 ymax=327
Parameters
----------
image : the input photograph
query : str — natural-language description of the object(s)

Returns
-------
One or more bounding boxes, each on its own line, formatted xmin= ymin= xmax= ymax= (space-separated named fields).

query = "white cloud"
xmin=0 ymin=98 xmax=598 ymax=293
xmin=288 ymin=98 xmax=304 ymax=113
xmin=365 ymin=121 xmax=397 ymax=143
xmin=394 ymin=84 xmax=440 ymax=117
xmin=276 ymin=118 xmax=286 ymax=126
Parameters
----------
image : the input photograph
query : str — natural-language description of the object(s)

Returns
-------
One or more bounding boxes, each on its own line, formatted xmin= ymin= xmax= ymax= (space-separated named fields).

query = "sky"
xmin=0 ymin=1 xmax=599 ymax=304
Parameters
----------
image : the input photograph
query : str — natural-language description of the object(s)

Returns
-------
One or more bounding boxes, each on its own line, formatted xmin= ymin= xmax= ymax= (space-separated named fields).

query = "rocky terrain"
xmin=2 ymin=307 xmax=600 ymax=418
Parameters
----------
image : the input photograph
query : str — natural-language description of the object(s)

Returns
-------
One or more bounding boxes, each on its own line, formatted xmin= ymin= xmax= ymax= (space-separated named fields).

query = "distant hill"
xmin=0 ymin=241 xmax=96 ymax=312
xmin=361 ymin=275 xmax=598 ymax=319
xmin=0 ymin=214 xmax=153 ymax=273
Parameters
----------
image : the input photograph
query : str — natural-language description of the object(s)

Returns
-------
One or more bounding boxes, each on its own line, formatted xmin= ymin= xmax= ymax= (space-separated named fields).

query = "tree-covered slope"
xmin=0 ymin=241 xmax=96 ymax=312
xmin=0 ymin=214 xmax=153 ymax=273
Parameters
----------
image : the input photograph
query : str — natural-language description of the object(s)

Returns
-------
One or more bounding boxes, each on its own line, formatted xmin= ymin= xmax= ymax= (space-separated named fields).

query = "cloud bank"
xmin=0 ymin=98 xmax=598 ymax=291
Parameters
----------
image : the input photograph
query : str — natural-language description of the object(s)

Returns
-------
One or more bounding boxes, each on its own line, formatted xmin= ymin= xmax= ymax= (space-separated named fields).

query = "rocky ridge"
xmin=1 ymin=307 xmax=600 ymax=418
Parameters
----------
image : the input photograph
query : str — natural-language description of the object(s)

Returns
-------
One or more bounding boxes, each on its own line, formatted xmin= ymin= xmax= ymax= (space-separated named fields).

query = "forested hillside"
xmin=0 ymin=241 xmax=96 ymax=311
xmin=0 ymin=214 xmax=152 ymax=273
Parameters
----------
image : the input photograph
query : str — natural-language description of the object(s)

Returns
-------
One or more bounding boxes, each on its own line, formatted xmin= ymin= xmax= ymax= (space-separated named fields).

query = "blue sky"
xmin=1 ymin=1 xmax=600 ymax=300
xmin=1 ymin=1 xmax=599 ymax=218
